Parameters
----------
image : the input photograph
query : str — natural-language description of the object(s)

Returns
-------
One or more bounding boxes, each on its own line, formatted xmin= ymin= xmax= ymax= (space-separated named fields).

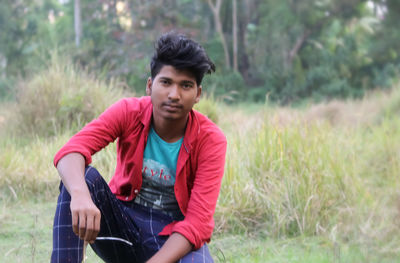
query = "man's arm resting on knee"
xmin=57 ymin=153 xmax=101 ymax=244
xmin=146 ymin=232 xmax=192 ymax=263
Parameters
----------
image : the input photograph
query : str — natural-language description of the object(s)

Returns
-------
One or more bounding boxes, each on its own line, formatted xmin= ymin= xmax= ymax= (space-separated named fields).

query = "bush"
xmin=0 ymin=77 xmax=15 ymax=101
xmin=194 ymin=94 xmax=219 ymax=124
xmin=379 ymin=84 xmax=400 ymax=119
xmin=202 ymin=70 xmax=245 ymax=101
xmin=373 ymin=63 xmax=400 ymax=88
xmin=219 ymin=120 xmax=356 ymax=236
xmin=16 ymin=55 xmax=126 ymax=137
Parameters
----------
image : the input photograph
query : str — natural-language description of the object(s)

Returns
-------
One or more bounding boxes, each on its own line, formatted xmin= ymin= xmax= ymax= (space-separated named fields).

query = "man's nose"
xmin=168 ymin=85 xmax=180 ymax=101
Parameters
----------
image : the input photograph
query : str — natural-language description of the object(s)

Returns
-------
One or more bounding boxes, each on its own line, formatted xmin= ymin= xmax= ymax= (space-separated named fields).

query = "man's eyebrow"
xmin=158 ymin=76 xmax=172 ymax=81
xmin=181 ymin=80 xmax=195 ymax=85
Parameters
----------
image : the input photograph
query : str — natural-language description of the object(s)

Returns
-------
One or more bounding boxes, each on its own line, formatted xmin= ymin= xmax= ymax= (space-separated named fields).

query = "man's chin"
xmin=163 ymin=110 xmax=192 ymax=121
xmin=161 ymin=112 xmax=181 ymax=121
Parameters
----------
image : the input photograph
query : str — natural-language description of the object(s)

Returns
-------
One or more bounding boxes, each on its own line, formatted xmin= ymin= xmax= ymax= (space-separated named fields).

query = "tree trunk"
xmin=74 ymin=0 xmax=82 ymax=47
xmin=206 ymin=0 xmax=231 ymax=69
xmin=232 ymin=0 xmax=238 ymax=72
xmin=238 ymin=0 xmax=252 ymax=83
xmin=285 ymin=29 xmax=311 ymax=70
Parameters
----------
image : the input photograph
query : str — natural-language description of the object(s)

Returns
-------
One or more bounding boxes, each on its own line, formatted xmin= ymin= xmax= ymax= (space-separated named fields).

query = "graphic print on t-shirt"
xmin=140 ymin=158 xmax=176 ymax=207
xmin=134 ymin=127 xmax=184 ymax=220
xmin=142 ymin=159 xmax=174 ymax=185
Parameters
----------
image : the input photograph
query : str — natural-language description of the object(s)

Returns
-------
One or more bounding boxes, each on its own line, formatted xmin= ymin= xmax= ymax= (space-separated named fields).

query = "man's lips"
xmin=162 ymin=102 xmax=183 ymax=110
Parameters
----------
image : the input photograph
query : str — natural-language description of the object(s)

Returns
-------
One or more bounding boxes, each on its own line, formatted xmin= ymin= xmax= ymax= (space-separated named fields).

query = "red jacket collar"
xmin=138 ymin=96 xmax=200 ymax=152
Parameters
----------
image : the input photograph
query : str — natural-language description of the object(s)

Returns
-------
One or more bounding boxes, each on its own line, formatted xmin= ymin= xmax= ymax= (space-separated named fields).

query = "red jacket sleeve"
xmin=53 ymin=99 xmax=128 ymax=167
xmin=172 ymin=130 xmax=227 ymax=249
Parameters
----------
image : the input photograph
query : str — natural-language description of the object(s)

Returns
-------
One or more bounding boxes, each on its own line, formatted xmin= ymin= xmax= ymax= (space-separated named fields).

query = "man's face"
xmin=146 ymin=65 xmax=202 ymax=122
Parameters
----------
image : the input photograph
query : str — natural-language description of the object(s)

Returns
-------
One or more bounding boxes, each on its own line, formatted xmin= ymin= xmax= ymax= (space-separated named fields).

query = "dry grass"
xmin=269 ymin=85 xmax=400 ymax=128
xmin=1 ymin=64 xmax=400 ymax=260
xmin=14 ymin=54 xmax=128 ymax=137
xmin=212 ymin=87 xmax=400 ymax=259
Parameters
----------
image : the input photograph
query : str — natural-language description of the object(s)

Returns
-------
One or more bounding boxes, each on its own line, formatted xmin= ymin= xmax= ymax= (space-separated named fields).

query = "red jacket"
xmin=54 ymin=96 xmax=227 ymax=249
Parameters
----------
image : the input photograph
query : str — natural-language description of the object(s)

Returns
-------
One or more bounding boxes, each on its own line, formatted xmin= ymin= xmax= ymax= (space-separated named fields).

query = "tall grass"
xmin=1 ymin=55 xmax=125 ymax=200
xmin=0 ymin=133 xmax=117 ymax=201
xmin=194 ymin=93 xmax=219 ymax=124
xmin=214 ymin=88 xmax=400 ymax=259
xmin=1 ymin=61 xmax=400 ymax=260
xmin=14 ymin=54 xmax=126 ymax=137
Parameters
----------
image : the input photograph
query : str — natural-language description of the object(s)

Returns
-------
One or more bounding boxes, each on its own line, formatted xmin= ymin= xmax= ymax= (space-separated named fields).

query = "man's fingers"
xmin=92 ymin=212 xmax=101 ymax=243
xmin=94 ymin=212 xmax=101 ymax=234
xmin=70 ymin=197 xmax=100 ymax=242
xmin=78 ymin=212 xmax=87 ymax=240
xmin=84 ymin=216 xmax=94 ymax=242
xmin=87 ymin=212 xmax=101 ymax=243
xmin=72 ymin=211 xmax=79 ymax=236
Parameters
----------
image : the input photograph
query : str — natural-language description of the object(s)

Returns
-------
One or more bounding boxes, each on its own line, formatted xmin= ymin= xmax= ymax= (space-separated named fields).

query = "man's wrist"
xmin=69 ymin=187 xmax=91 ymax=198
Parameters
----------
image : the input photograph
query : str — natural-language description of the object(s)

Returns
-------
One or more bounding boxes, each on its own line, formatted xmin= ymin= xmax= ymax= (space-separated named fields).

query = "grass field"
xmin=0 ymin=200 xmax=397 ymax=262
xmin=1 ymin=61 xmax=400 ymax=262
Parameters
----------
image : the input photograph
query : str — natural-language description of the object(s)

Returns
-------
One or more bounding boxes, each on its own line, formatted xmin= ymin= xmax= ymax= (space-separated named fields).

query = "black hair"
xmin=150 ymin=32 xmax=216 ymax=85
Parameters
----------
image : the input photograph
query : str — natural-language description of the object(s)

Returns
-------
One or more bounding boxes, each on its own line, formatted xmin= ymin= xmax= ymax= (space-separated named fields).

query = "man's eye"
xmin=160 ymin=80 xmax=169 ymax=85
xmin=183 ymin=84 xmax=193 ymax=89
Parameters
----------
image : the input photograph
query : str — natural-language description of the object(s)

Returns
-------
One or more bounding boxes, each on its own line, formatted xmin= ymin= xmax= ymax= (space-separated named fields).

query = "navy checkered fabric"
xmin=51 ymin=166 xmax=213 ymax=263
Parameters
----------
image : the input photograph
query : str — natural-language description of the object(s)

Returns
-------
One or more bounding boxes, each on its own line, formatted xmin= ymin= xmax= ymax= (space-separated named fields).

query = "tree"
xmin=232 ymin=0 xmax=238 ymax=72
xmin=74 ymin=0 xmax=82 ymax=47
xmin=206 ymin=0 xmax=231 ymax=69
xmin=1 ymin=0 xmax=399 ymax=103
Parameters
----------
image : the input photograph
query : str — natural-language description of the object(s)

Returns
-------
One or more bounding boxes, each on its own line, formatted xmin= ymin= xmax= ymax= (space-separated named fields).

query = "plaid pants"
xmin=51 ymin=166 xmax=214 ymax=263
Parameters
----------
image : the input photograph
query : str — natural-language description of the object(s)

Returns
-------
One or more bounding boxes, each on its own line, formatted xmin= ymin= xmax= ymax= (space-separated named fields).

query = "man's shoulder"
xmin=117 ymin=96 xmax=151 ymax=111
xmin=110 ymin=96 xmax=152 ymax=118
xmin=103 ymin=96 xmax=152 ymax=128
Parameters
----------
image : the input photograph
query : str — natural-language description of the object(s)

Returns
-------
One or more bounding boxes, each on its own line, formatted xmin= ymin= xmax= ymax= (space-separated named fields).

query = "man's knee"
xmin=83 ymin=166 xmax=112 ymax=204
xmin=57 ymin=166 xmax=107 ymax=202
xmin=179 ymin=244 xmax=214 ymax=263
xmin=84 ymin=166 xmax=103 ymax=185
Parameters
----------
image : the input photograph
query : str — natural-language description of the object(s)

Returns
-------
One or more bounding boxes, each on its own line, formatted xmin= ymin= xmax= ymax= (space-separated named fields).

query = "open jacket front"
xmin=54 ymin=96 xmax=227 ymax=249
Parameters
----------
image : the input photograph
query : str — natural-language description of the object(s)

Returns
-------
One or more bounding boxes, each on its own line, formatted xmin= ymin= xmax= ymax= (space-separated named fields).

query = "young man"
xmin=51 ymin=32 xmax=227 ymax=263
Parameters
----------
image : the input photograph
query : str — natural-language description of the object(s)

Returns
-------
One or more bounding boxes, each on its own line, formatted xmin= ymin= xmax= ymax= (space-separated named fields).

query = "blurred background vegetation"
xmin=1 ymin=1 xmax=400 ymax=262
xmin=1 ymin=0 xmax=400 ymax=104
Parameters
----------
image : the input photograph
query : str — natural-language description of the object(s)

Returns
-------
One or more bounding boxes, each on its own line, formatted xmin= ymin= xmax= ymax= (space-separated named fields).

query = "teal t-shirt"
xmin=134 ymin=127 xmax=184 ymax=220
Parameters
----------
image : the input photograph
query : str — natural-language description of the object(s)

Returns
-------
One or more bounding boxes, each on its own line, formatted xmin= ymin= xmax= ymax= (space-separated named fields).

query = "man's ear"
xmin=146 ymin=77 xmax=152 ymax=96
xmin=195 ymin=85 xmax=202 ymax=103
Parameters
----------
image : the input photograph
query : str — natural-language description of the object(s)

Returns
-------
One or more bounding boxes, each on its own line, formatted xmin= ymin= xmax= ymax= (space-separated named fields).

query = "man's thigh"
xmin=52 ymin=166 xmax=144 ymax=263
xmin=124 ymin=203 xmax=214 ymax=262
xmin=84 ymin=167 xmax=144 ymax=262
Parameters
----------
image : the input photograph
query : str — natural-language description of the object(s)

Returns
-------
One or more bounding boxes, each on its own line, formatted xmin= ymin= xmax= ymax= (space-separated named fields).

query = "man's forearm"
xmin=146 ymin=232 xmax=192 ymax=263
xmin=56 ymin=152 xmax=101 ymax=243
xmin=57 ymin=153 xmax=87 ymax=195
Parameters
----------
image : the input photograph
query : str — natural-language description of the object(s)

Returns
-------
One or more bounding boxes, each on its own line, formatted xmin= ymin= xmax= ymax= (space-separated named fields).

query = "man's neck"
xmin=152 ymin=114 xmax=188 ymax=143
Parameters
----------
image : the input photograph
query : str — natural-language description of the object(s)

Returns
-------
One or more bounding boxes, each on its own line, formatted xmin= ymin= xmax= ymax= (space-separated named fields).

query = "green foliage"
xmin=15 ymin=55 xmax=125 ymax=137
xmin=1 ymin=0 xmax=400 ymax=104
xmin=0 ymin=0 xmax=64 ymax=77
xmin=248 ymin=1 xmax=381 ymax=104
xmin=247 ymin=86 xmax=269 ymax=102
xmin=0 ymin=78 xmax=15 ymax=101
xmin=202 ymin=70 xmax=245 ymax=101
xmin=204 ymin=37 xmax=227 ymax=71
xmin=193 ymin=94 xmax=219 ymax=124
xmin=373 ymin=63 xmax=400 ymax=88
xmin=379 ymin=85 xmax=400 ymax=119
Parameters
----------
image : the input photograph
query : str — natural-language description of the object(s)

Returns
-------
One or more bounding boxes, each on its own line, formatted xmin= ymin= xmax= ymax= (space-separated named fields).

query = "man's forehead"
xmin=156 ymin=65 xmax=196 ymax=82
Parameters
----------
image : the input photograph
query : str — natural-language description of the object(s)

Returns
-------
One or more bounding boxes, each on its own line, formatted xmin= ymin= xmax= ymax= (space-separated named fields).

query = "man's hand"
xmin=146 ymin=233 xmax=192 ymax=263
xmin=56 ymin=153 xmax=101 ymax=243
xmin=70 ymin=192 xmax=101 ymax=243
